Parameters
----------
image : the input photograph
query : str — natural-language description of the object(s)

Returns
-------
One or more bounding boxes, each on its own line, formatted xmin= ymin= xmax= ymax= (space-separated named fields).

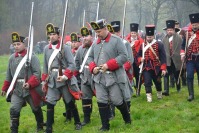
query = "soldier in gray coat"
xmin=162 ymin=20 xmax=183 ymax=96
xmin=75 ymin=27 xmax=94 ymax=126
xmin=1 ymin=32 xmax=44 ymax=132
xmin=88 ymin=19 xmax=131 ymax=131
xmin=41 ymin=23 xmax=82 ymax=132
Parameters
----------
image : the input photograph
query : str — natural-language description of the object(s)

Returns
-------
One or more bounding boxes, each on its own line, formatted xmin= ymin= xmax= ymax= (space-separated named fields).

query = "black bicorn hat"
xmin=130 ymin=23 xmax=139 ymax=32
xmin=189 ymin=13 xmax=199 ymax=24
xmin=165 ymin=20 xmax=175 ymax=29
xmin=107 ymin=24 xmax=114 ymax=33
xmin=111 ymin=21 xmax=120 ymax=32
xmin=90 ymin=19 xmax=107 ymax=30
xmin=80 ymin=27 xmax=92 ymax=36
xmin=145 ymin=25 xmax=155 ymax=36
xmin=46 ymin=23 xmax=60 ymax=35
xmin=70 ymin=32 xmax=81 ymax=42
xmin=11 ymin=32 xmax=25 ymax=43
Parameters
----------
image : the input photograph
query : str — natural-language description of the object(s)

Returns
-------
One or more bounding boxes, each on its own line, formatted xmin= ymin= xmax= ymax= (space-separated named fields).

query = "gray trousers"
xmin=46 ymin=86 xmax=73 ymax=105
xmin=10 ymin=93 xmax=38 ymax=112
xmin=95 ymin=82 xmax=123 ymax=105
xmin=81 ymin=81 xmax=93 ymax=99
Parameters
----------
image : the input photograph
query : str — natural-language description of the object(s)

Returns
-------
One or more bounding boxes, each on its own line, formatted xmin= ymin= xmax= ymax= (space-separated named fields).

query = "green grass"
xmin=0 ymin=54 xmax=199 ymax=133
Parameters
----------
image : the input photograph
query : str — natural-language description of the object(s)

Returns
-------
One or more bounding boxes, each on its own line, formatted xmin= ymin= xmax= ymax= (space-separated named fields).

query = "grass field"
xmin=0 ymin=54 xmax=199 ymax=133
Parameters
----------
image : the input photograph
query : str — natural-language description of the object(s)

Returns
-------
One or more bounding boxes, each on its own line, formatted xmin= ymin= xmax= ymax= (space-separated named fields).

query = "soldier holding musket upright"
xmin=88 ymin=19 xmax=131 ymax=131
xmin=181 ymin=13 xmax=199 ymax=101
xmin=137 ymin=25 xmax=167 ymax=102
xmin=42 ymin=24 xmax=82 ymax=132
xmin=162 ymin=20 xmax=183 ymax=96
xmin=75 ymin=27 xmax=94 ymax=126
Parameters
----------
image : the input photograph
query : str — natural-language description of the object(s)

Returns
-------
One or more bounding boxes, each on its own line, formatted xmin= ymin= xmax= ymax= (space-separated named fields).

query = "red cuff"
xmin=160 ymin=63 xmax=167 ymax=70
xmin=2 ymin=80 xmax=10 ymax=92
xmin=180 ymin=50 xmax=185 ymax=54
xmin=64 ymin=69 xmax=73 ymax=80
xmin=69 ymin=88 xmax=82 ymax=100
xmin=89 ymin=62 xmax=97 ymax=73
xmin=106 ymin=58 xmax=120 ymax=71
xmin=137 ymin=57 xmax=142 ymax=65
xmin=41 ymin=73 xmax=48 ymax=81
xmin=124 ymin=61 xmax=132 ymax=71
xmin=73 ymin=70 xmax=79 ymax=77
xmin=27 ymin=75 xmax=41 ymax=89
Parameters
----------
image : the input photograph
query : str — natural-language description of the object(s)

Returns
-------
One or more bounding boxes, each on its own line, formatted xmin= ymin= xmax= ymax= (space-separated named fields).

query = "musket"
xmin=177 ymin=30 xmax=188 ymax=85
xmin=94 ymin=1 xmax=99 ymax=39
xmin=121 ymin=0 xmax=127 ymax=39
xmin=82 ymin=9 xmax=86 ymax=27
xmin=137 ymin=37 xmax=146 ymax=96
xmin=25 ymin=2 xmax=34 ymax=83
xmin=58 ymin=0 xmax=69 ymax=76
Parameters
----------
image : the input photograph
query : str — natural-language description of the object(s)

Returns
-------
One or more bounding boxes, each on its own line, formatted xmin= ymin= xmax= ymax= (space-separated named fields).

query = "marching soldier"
xmin=126 ymin=23 xmax=144 ymax=95
xmin=181 ymin=13 xmax=199 ymax=101
xmin=88 ymin=19 xmax=131 ymax=131
xmin=70 ymin=33 xmax=81 ymax=57
xmin=137 ymin=25 xmax=167 ymax=102
xmin=42 ymin=23 xmax=82 ymax=132
xmin=162 ymin=20 xmax=183 ymax=96
xmin=75 ymin=27 xmax=94 ymax=126
xmin=1 ymin=32 xmax=44 ymax=132
xmin=110 ymin=20 xmax=133 ymax=107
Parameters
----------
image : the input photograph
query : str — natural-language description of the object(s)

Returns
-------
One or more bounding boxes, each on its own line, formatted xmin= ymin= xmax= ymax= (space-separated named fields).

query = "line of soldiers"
xmin=1 ymin=12 xmax=199 ymax=133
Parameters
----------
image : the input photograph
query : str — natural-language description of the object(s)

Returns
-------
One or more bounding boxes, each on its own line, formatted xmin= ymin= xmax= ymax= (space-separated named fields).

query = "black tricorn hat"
xmin=107 ymin=24 xmax=114 ymax=33
xmin=130 ymin=23 xmax=139 ymax=32
xmin=11 ymin=32 xmax=25 ymax=43
xmin=90 ymin=19 xmax=107 ymax=30
xmin=165 ymin=20 xmax=175 ymax=29
xmin=111 ymin=21 xmax=120 ymax=32
xmin=145 ymin=25 xmax=155 ymax=36
xmin=80 ymin=27 xmax=92 ymax=36
xmin=70 ymin=32 xmax=80 ymax=42
xmin=46 ymin=23 xmax=60 ymax=35
xmin=189 ymin=13 xmax=199 ymax=24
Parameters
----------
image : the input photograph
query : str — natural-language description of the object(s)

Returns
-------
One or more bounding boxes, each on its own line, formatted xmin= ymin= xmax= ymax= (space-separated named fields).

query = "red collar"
xmin=48 ymin=41 xmax=61 ymax=49
xmin=15 ymin=49 xmax=27 ymax=57
xmin=96 ymin=33 xmax=111 ymax=44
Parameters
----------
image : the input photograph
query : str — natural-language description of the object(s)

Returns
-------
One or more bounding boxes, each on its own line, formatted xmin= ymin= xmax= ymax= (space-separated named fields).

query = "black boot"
xmin=98 ymin=102 xmax=110 ymax=131
xmin=45 ymin=103 xmax=54 ymax=133
xmin=126 ymin=101 xmax=131 ymax=113
xmin=170 ymin=74 xmax=175 ymax=87
xmin=116 ymin=102 xmax=131 ymax=124
xmin=81 ymin=99 xmax=92 ymax=126
xmin=163 ymin=76 xmax=169 ymax=96
xmin=108 ymin=103 xmax=115 ymax=120
xmin=187 ymin=82 xmax=194 ymax=102
xmin=33 ymin=107 xmax=44 ymax=132
xmin=10 ymin=109 xmax=20 ymax=133
xmin=67 ymin=101 xmax=82 ymax=130
xmin=176 ymin=80 xmax=181 ymax=92
xmin=63 ymin=100 xmax=72 ymax=123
